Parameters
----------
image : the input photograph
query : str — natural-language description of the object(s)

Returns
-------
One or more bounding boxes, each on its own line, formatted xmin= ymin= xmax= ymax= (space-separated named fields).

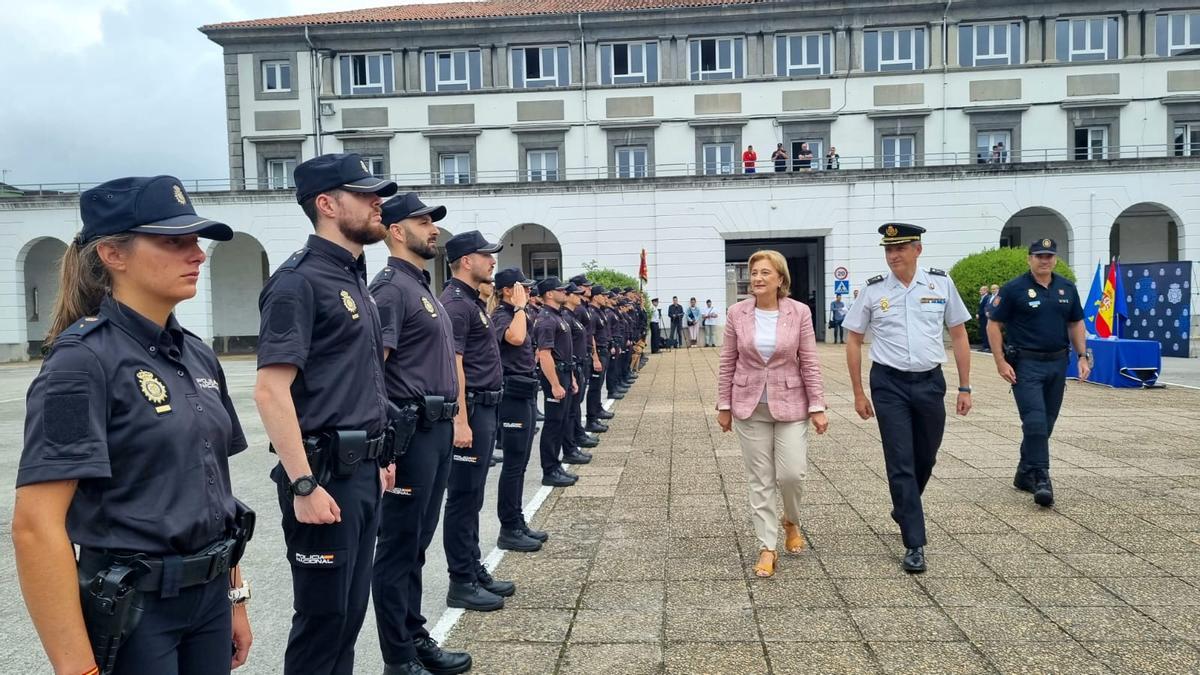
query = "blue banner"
xmin=1120 ymin=261 xmax=1192 ymax=357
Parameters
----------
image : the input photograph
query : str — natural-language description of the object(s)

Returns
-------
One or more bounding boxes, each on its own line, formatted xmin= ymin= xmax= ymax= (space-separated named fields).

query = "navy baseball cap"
xmin=568 ymin=274 xmax=592 ymax=287
xmin=564 ymin=282 xmax=584 ymax=295
xmin=495 ymin=267 xmax=535 ymax=289
xmin=382 ymin=192 xmax=447 ymax=225
xmin=445 ymin=230 xmax=502 ymax=262
xmin=536 ymin=276 xmax=569 ymax=296
xmin=79 ymin=176 xmax=232 ymax=245
xmin=294 ymin=153 xmax=398 ymax=204
xmin=591 ymin=284 xmax=607 ymax=295
xmin=1029 ymin=238 xmax=1058 ymax=255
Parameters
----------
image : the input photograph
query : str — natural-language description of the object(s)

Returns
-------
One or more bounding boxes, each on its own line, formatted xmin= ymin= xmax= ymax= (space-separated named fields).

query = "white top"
xmin=754 ymin=308 xmax=779 ymax=403
xmin=842 ymin=267 xmax=971 ymax=372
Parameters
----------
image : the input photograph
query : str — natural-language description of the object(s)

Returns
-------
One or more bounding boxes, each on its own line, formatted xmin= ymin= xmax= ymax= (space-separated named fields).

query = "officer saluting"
xmin=254 ymin=153 xmax=397 ymax=674
xmin=985 ymin=238 xmax=1089 ymax=508
xmin=842 ymin=223 xmax=974 ymax=574
xmin=369 ymin=193 xmax=471 ymax=675
xmin=533 ymin=277 xmax=582 ymax=487
xmin=439 ymin=231 xmax=516 ymax=612
xmin=15 ymin=177 xmax=254 ymax=674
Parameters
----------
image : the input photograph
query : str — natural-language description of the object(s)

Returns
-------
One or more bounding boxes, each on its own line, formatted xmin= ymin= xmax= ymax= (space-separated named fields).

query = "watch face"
xmin=293 ymin=476 xmax=317 ymax=496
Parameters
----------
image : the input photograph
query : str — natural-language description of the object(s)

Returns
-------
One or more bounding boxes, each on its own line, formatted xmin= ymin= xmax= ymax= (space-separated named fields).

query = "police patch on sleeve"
xmin=136 ymin=369 xmax=172 ymax=414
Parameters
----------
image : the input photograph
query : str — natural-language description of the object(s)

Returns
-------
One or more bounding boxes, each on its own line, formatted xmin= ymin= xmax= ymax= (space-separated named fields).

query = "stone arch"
xmin=497 ymin=223 xmax=562 ymax=281
xmin=1000 ymin=207 xmax=1074 ymax=265
xmin=1110 ymin=202 xmax=1183 ymax=263
xmin=208 ymin=232 xmax=269 ymax=353
xmin=18 ymin=237 xmax=69 ymax=356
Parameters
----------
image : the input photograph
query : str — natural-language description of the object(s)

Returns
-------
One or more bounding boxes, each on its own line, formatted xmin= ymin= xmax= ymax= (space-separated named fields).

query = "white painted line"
xmin=603 ymin=398 xmax=614 ymax=411
xmin=0 ymin=396 xmax=27 ymax=405
xmin=429 ymin=484 xmax=556 ymax=644
xmin=1157 ymin=380 xmax=1200 ymax=390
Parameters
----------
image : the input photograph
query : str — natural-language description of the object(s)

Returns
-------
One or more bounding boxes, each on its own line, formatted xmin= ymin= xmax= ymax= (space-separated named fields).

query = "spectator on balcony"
xmin=743 ymin=145 xmax=758 ymax=174
xmin=826 ymin=146 xmax=840 ymax=170
xmin=794 ymin=143 xmax=814 ymax=171
xmin=772 ymin=144 xmax=789 ymax=173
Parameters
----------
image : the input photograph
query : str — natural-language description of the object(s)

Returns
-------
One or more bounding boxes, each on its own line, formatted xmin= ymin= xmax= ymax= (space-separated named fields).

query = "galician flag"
xmin=1095 ymin=258 xmax=1128 ymax=338
xmin=1083 ymin=262 xmax=1103 ymax=336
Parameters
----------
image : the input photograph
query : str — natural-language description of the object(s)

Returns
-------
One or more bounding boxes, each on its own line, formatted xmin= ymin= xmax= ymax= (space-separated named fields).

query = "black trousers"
xmin=278 ymin=459 xmax=380 ymax=675
xmin=497 ymin=392 xmax=537 ymax=529
xmin=587 ymin=350 xmax=610 ymax=421
xmin=1012 ymin=357 xmax=1068 ymax=473
xmin=372 ymin=419 xmax=453 ymax=666
xmin=444 ymin=399 xmax=498 ymax=583
xmin=606 ymin=348 xmax=623 ymax=397
xmin=650 ymin=323 xmax=661 ymax=352
xmin=538 ymin=372 xmax=569 ymax=475
xmin=569 ymin=363 xmax=589 ymax=442
xmin=669 ymin=319 xmax=683 ymax=346
xmin=869 ymin=364 xmax=947 ymax=549
xmin=110 ymin=575 xmax=231 ymax=675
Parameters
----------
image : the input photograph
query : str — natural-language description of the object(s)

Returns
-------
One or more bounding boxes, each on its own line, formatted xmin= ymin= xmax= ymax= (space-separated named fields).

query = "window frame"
xmin=960 ymin=22 xmax=1023 ymax=67
xmin=1074 ymin=126 xmax=1109 ymax=160
xmin=691 ymin=37 xmax=742 ymax=80
xmin=360 ymin=155 xmax=386 ymax=178
xmin=881 ymin=134 xmax=916 ymax=168
xmin=701 ymin=142 xmax=736 ymax=175
xmin=527 ymin=149 xmax=560 ymax=181
xmin=349 ymin=52 xmax=386 ymax=93
xmin=529 ymin=251 xmax=561 ymax=281
xmin=434 ymin=50 xmax=470 ymax=88
xmin=879 ymin=27 xmax=921 ymax=70
xmin=1165 ymin=12 xmax=1200 ymax=55
xmin=975 ymin=130 xmax=1013 ymax=164
xmin=266 ymin=158 xmax=297 ymax=190
xmin=1062 ymin=16 xmax=1122 ymax=62
xmin=523 ymin=46 xmax=559 ymax=85
xmin=611 ymin=42 xmax=646 ymax=80
xmin=614 ymin=145 xmax=649 ymax=178
xmin=438 ymin=153 xmax=472 ymax=184
xmin=261 ymin=60 xmax=292 ymax=93
xmin=778 ymin=32 xmax=832 ymax=76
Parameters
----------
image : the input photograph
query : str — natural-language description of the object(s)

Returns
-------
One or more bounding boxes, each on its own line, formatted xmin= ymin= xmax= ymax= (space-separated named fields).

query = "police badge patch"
xmin=172 ymin=185 xmax=187 ymax=205
xmin=340 ymin=290 xmax=360 ymax=320
xmin=421 ymin=296 xmax=438 ymax=317
xmin=136 ymin=369 xmax=171 ymax=414
xmin=1027 ymin=289 xmax=1037 ymax=298
xmin=479 ymin=310 xmax=489 ymax=327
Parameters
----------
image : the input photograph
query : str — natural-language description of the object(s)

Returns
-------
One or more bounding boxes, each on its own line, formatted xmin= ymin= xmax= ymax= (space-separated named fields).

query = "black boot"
xmin=597 ymin=410 xmax=615 ymax=420
xmin=562 ymin=449 xmax=592 ymax=464
xmin=576 ymin=434 xmax=599 ymax=448
xmin=498 ymin=527 xmax=542 ymax=552
xmin=413 ymin=636 xmax=472 ymax=675
xmin=1013 ymin=468 xmax=1035 ymax=493
xmin=584 ymin=420 xmax=609 ymax=433
xmin=384 ymin=659 xmax=433 ymax=675
xmin=522 ymin=522 xmax=549 ymax=542
xmin=902 ymin=547 xmax=926 ymax=573
xmin=542 ymin=469 xmax=577 ymax=487
xmin=446 ymin=580 xmax=504 ymax=611
xmin=1031 ymin=469 xmax=1055 ymax=507
xmin=477 ymin=566 xmax=516 ymax=597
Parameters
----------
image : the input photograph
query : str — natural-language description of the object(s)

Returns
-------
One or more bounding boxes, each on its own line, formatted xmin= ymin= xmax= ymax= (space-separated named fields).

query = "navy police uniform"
xmin=987 ymin=238 xmax=1084 ymax=505
xmin=258 ymin=154 xmax=397 ymax=675
xmin=842 ymin=223 xmax=971 ymax=558
xmin=532 ymin=278 xmax=579 ymax=486
xmin=17 ymin=177 xmax=249 ymax=674
xmin=438 ymin=231 xmax=511 ymax=609
xmin=586 ymin=285 xmax=613 ymax=427
xmin=563 ymin=285 xmax=595 ymax=459
xmin=369 ymin=191 xmax=470 ymax=673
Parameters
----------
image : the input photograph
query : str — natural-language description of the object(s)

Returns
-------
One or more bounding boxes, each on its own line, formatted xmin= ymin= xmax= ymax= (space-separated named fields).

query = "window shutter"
xmin=469 ymin=50 xmax=482 ymax=90
xmin=512 ymin=49 xmax=525 ymax=88
xmin=339 ymin=55 xmax=352 ymax=94
xmin=383 ymin=53 xmax=395 ymax=93
xmin=1106 ymin=17 xmax=1119 ymax=59
xmin=914 ymin=28 xmax=925 ymax=70
xmin=1055 ymin=20 xmax=1069 ymax=61
xmin=689 ymin=39 xmax=700 ymax=80
xmin=864 ymin=31 xmax=879 ymax=71
xmin=557 ymin=46 xmax=570 ymax=85
xmin=775 ymin=35 xmax=787 ymax=76
xmin=646 ymin=42 xmax=659 ymax=82
xmin=424 ymin=52 xmax=436 ymax=91
xmin=822 ymin=33 xmax=832 ymax=74
xmin=734 ymin=38 xmax=745 ymax=78
xmin=599 ymin=44 xmax=612 ymax=84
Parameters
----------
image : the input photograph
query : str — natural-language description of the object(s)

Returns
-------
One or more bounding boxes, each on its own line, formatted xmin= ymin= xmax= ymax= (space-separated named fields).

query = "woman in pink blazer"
xmin=717 ymin=250 xmax=828 ymax=577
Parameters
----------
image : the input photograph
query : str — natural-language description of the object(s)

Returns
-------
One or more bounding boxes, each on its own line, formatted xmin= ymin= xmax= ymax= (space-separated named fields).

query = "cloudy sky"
xmin=0 ymin=0 xmax=457 ymax=187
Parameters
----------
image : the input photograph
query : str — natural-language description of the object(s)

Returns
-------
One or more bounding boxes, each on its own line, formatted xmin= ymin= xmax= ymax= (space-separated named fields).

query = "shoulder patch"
xmin=277 ymin=247 xmax=309 ymax=272
xmin=927 ymin=268 xmax=947 ymax=276
xmin=57 ymin=315 xmax=108 ymax=340
xmin=866 ymin=275 xmax=885 ymax=285
xmin=369 ymin=265 xmax=395 ymax=289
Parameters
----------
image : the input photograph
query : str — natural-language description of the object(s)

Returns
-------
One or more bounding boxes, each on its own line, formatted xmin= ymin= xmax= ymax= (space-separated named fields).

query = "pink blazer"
xmin=717 ymin=297 xmax=826 ymax=422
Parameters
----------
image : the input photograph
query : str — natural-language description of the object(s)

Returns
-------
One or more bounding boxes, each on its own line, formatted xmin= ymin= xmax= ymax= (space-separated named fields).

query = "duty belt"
xmin=873 ymin=363 xmax=942 ymax=381
xmin=304 ymin=431 xmax=388 ymax=462
xmin=398 ymin=397 xmax=460 ymax=421
xmin=467 ymin=389 xmax=504 ymax=406
xmin=78 ymin=538 xmax=239 ymax=593
xmin=1017 ymin=348 xmax=1069 ymax=361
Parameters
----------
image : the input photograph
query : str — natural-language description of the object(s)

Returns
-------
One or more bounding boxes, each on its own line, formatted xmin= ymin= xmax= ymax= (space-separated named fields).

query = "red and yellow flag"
xmin=1095 ymin=260 xmax=1117 ymax=338
xmin=638 ymin=248 xmax=649 ymax=284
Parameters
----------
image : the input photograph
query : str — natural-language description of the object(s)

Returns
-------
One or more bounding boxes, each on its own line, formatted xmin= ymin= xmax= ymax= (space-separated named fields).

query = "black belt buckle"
xmin=203 ymin=541 xmax=233 ymax=582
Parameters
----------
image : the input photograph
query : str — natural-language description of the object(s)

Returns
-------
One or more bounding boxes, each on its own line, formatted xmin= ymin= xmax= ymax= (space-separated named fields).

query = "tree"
xmin=948 ymin=248 xmax=1076 ymax=342
xmin=582 ymin=260 xmax=649 ymax=311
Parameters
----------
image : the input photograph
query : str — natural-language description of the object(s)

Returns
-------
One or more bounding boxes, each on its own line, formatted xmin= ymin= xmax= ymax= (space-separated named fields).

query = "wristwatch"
xmin=957 ymin=386 xmax=972 ymax=393
xmin=289 ymin=474 xmax=318 ymax=497
xmin=514 ymin=306 xmax=526 ymax=312
xmin=228 ymin=580 xmax=251 ymax=605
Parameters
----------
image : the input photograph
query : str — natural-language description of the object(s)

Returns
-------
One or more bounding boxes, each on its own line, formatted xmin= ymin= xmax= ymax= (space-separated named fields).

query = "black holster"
xmin=386 ymin=400 xmax=420 ymax=464
xmin=230 ymin=498 xmax=256 ymax=568
xmin=79 ymin=560 xmax=148 ymax=674
xmin=1004 ymin=344 xmax=1020 ymax=365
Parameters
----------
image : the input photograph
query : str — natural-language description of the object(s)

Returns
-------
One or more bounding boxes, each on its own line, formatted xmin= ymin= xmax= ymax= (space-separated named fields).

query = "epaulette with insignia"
xmin=928 ymin=268 xmax=947 ymax=276
xmin=57 ymin=315 xmax=108 ymax=340
xmin=866 ymin=275 xmax=885 ymax=285
xmin=276 ymin=247 xmax=310 ymax=272
xmin=370 ymin=266 xmax=395 ymax=289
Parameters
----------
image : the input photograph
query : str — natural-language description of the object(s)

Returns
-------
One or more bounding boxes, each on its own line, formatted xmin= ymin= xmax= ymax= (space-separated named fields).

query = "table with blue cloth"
xmin=1068 ymin=337 xmax=1162 ymax=388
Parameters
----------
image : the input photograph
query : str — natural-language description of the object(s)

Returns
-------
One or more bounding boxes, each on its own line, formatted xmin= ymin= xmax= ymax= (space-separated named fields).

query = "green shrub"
xmin=581 ymin=260 xmax=650 ymax=313
xmin=948 ymin=248 xmax=1075 ymax=342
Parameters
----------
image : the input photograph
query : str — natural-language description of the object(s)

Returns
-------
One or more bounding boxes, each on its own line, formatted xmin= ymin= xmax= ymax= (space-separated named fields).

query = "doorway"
xmin=725 ymin=237 xmax=826 ymax=340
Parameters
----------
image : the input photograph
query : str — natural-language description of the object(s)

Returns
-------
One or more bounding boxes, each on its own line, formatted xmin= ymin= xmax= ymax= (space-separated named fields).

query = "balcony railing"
xmin=4 ymin=143 xmax=1196 ymax=197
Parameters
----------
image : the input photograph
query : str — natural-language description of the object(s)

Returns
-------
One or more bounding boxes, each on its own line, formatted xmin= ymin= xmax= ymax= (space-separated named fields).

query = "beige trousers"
xmin=733 ymin=403 xmax=808 ymax=551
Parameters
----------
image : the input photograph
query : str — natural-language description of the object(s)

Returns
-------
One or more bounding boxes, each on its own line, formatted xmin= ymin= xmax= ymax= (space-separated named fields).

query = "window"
xmin=689 ymin=37 xmax=745 ymax=81
xmin=529 ymin=252 xmax=560 ymax=281
xmin=615 ymin=146 xmax=648 ymax=178
xmin=600 ymin=41 xmax=659 ymax=84
xmin=361 ymin=155 xmax=386 ymax=178
xmin=776 ymin=33 xmax=833 ymax=77
xmin=1074 ymin=126 xmax=1108 ymax=160
xmin=1157 ymin=13 xmax=1200 ymax=56
xmin=439 ymin=153 xmax=471 ymax=184
xmin=790 ymin=139 xmax=823 ymax=171
xmin=1174 ymin=123 xmax=1200 ymax=156
xmin=262 ymin=60 xmax=291 ymax=92
xmin=976 ymin=131 xmax=1012 ymax=163
xmin=701 ymin=143 xmax=735 ymax=175
xmin=339 ymin=52 xmax=394 ymax=95
xmin=959 ymin=23 xmax=1023 ymax=67
xmin=423 ymin=49 xmax=482 ymax=92
xmin=512 ymin=46 xmax=569 ymax=88
xmin=527 ymin=149 xmax=559 ymax=181
xmin=864 ymin=27 xmax=926 ymax=72
xmin=266 ymin=159 xmax=296 ymax=189
xmin=1056 ymin=17 xmax=1121 ymax=62
xmin=881 ymin=135 xmax=916 ymax=167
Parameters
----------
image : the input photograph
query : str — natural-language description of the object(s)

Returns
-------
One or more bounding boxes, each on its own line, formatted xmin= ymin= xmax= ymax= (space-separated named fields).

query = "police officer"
xmin=585 ymin=284 xmax=615 ymax=430
xmin=439 ymin=230 xmax=515 ymax=612
xmin=569 ymin=275 xmax=608 ymax=438
xmin=562 ymin=283 xmax=599 ymax=454
xmin=491 ymin=268 xmax=549 ymax=552
xmin=533 ymin=277 xmax=582 ymax=487
xmin=368 ymin=193 xmax=471 ymax=675
xmin=255 ymin=153 xmax=397 ymax=674
xmin=603 ymin=290 xmax=628 ymax=400
xmin=985 ymin=238 xmax=1090 ymax=508
xmin=15 ymin=176 xmax=253 ymax=675
xmin=842 ymin=223 xmax=974 ymax=574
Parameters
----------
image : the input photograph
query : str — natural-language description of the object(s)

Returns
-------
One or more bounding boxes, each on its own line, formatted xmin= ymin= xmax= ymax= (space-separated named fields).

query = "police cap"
xmin=591 ymin=284 xmax=607 ymax=295
xmin=382 ymin=192 xmax=447 ymax=225
xmin=495 ymin=267 xmax=536 ymax=289
xmin=445 ymin=230 xmax=502 ymax=262
xmin=568 ymin=274 xmax=592 ymax=287
xmin=536 ymin=276 xmax=569 ymax=296
xmin=878 ymin=222 xmax=925 ymax=246
xmin=1029 ymin=238 xmax=1058 ymax=255
xmin=79 ymin=176 xmax=233 ymax=245
xmin=565 ymin=283 xmax=585 ymax=295
xmin=294 ymin=153 xmax=398 ymax=204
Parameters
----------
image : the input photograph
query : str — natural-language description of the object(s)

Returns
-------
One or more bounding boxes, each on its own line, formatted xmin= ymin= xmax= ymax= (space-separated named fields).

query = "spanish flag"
xmin=1095 ymin=258 xmax=1128 ymax=338
xmin=639 ymin=248 xmax=649 ymax=284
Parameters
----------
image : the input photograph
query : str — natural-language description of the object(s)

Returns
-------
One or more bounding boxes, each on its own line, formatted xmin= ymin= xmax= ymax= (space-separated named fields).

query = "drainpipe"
xmin=941 ymin=0 xmax=952 ymax=162
xmin=305 ymin=25 xmax=323 ymax=156
xmin=578 ymin=13 xmax=591 ymax=175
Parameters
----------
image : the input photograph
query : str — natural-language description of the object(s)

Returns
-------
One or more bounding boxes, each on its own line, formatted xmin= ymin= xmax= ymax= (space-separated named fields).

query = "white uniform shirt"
xmin=842 ymin=267 xmax=970 ymax=372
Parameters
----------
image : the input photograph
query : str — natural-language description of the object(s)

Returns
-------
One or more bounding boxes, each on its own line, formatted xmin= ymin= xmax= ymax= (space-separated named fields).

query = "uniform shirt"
xmin=532 ymin=305 xmax=574 ymax=363
xmin=492 ymin=302 xmax=536 ymax=376
xmin=988 ymin=272 xmax=1084 ymax=352
xmin=370 ymin=257 xmax=457 ymax=400
xmin=567 ymin=306 xmax=588 ymax=364
xmin=440 ymin=277 xmax=503 ymax=391
xmin=592 ymin=303 xmax=612 ymax=346
xmin=842 ymin=267 xmax=971 ymax=372
xmin=602 ymin=307 xmax=620 ymax=346
xmin=258 ymin=235 xmax=389 ymax=436
xmin=19 ymin=297 xmax=245 ymax=555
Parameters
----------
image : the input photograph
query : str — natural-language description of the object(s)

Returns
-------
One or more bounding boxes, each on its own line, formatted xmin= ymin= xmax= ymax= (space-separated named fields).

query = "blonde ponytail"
xmin=45 ymin=234 xmax=135 ymax=344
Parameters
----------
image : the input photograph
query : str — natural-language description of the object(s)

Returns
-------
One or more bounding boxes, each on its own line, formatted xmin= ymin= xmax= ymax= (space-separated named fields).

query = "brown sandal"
xmin=782 ymin=520 xmax=806 ymax=554
xmin=753 ymin=548 xmax=778 ymax=578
